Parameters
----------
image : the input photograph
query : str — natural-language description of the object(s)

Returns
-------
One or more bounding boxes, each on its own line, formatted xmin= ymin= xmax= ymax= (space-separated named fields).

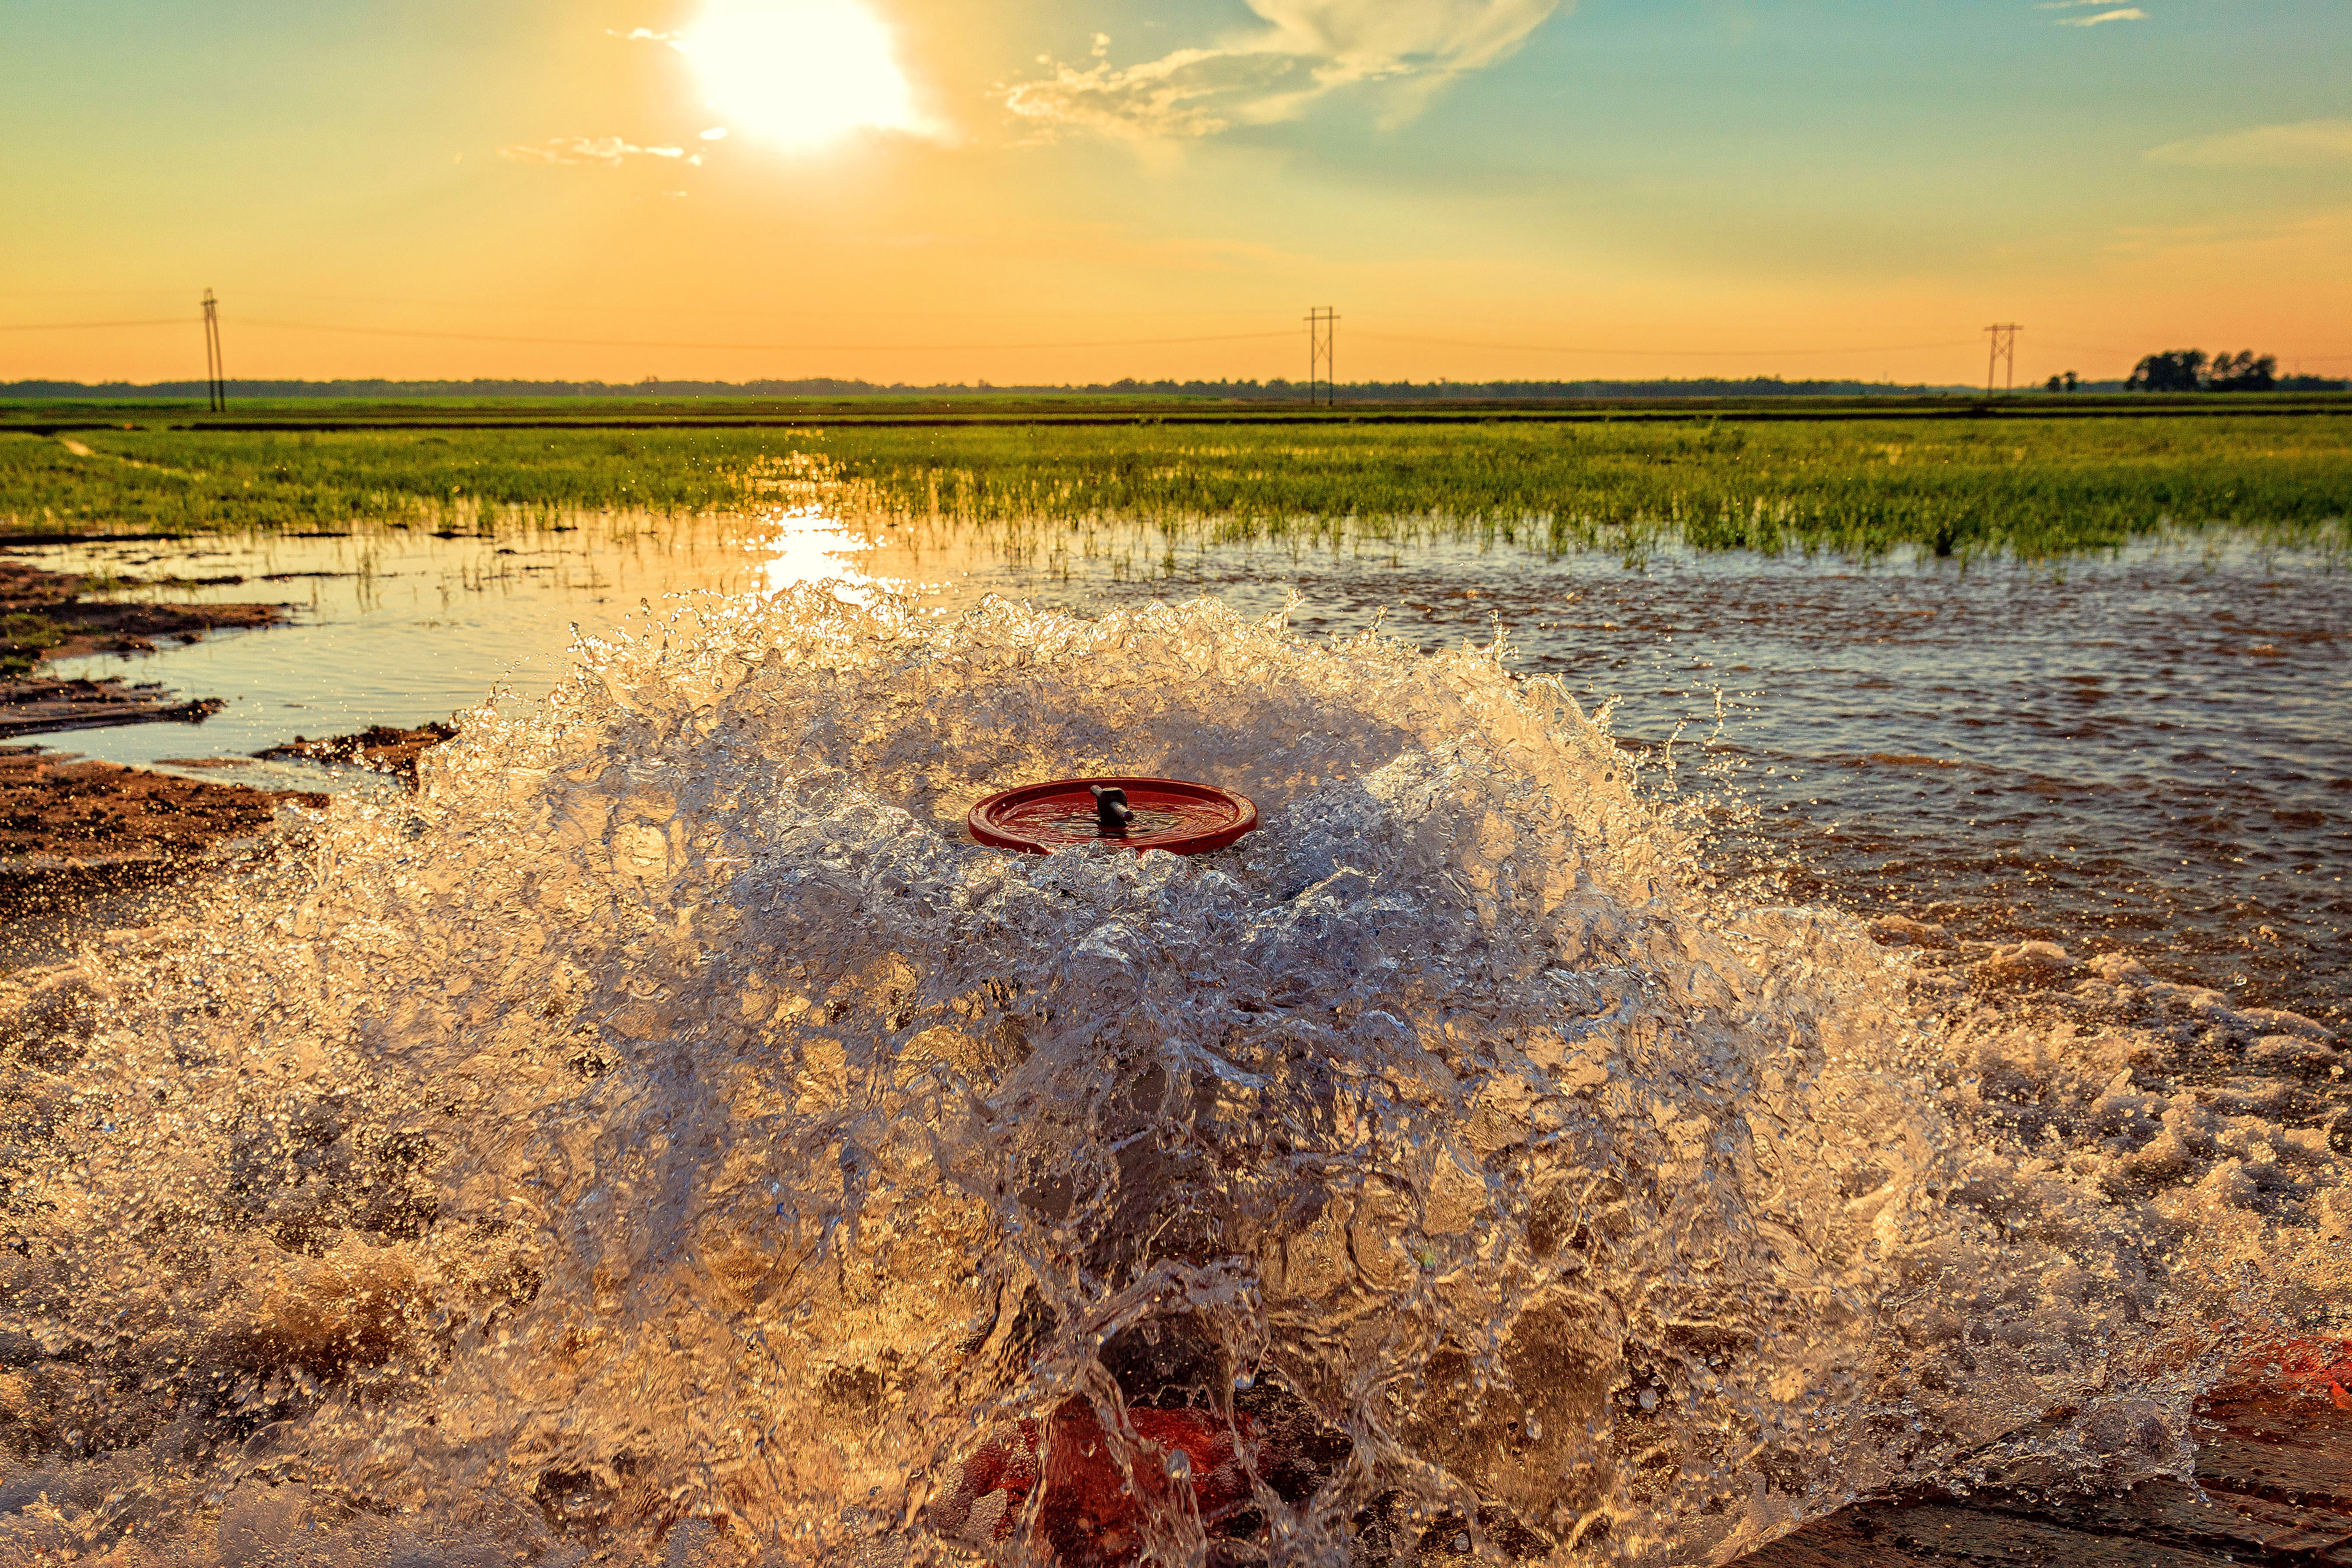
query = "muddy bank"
xmin=1 ymin=557 xmax=284 ymax=734
xmin=0 ymin=723 xmax=461 ymax=969
xmin=0 ymin=745 xmax=325 ymax=967
xmin=0 ymin=676 xmax=225 ymax=739
xmin=254 ymin=721 xmax=456 ymax=784
xmin=0 ymin=721 xmax=452 ymax=932
xmin=0 ymin=745 xmax=325 ymax=876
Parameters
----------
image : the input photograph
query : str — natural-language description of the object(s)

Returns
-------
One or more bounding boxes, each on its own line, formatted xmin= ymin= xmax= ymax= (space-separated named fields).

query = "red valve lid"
xmin=968 ymin=777 xmax=1258 ymax=857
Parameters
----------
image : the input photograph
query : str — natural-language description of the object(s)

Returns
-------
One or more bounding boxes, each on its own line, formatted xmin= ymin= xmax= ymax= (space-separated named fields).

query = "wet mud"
xmin=0 ymin=556 xmax=444 ymax=892
xmin=0 ymin=559 xmax=283 ymax=737
xmin=0 ymin=676 xmax=226 ymax=740
xmin=0 ymin=744 xmax=324 ymax=878
xmin=252 ymin=723 xmax=456 ymax=785
xmin=0 ymin=724 xmax=451 ymax=932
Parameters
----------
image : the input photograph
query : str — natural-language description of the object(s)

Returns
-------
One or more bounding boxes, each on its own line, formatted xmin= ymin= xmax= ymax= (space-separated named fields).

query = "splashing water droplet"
xmin=0 ymin=590 xmax=2336 ymax=1568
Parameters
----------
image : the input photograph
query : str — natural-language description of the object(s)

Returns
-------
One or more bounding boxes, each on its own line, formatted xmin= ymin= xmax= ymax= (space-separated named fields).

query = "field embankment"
xmin=1 ymin=411 xmax=2346 ymax=561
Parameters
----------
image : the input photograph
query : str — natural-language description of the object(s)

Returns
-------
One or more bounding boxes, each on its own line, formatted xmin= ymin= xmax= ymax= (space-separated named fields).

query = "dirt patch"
xmin=0 ymin=557 xmax=287 ymax=737
xmin=0 ymin=677 xmax=225 ymax=739
xmin=2 ymin=558 xmax=285 ymax=665
xmin=0 ymin=745 xmax=325 ymax=875
xmin=255 ymin=723 xmax=456 ymax=785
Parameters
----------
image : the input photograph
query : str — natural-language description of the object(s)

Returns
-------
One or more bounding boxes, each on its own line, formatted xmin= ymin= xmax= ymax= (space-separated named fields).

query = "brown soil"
xmin=0 ymin=677 xmax=226 ymax=739
xmin=2 ymin=557 xmax=285 ymax=656
xmin=254 ymin=722 xmax=456 ymax=784
xmin=0 ymin=557 xmax=285 ymax=736
xmin=0 ymin=745 xmax=325 ymax=874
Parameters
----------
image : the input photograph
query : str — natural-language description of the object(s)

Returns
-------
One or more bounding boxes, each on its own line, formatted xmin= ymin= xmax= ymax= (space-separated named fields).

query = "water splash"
xmin=1 ymin=591 xmax=2341 ymax=1565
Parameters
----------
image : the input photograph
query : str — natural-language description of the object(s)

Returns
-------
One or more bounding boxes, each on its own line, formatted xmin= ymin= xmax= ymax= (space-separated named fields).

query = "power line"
xmin=1306 ymin=307 xmax=1338 ymax=405
xmin=1354 ymin=330 xmax=1980 ymax=358
xmin=230 ymin=291 xmax=1301 ymax=325
xmin=0 ymin=317 xmax=191 ymax=333
xmin=234 ymin=318 xmax=1304 ymax=353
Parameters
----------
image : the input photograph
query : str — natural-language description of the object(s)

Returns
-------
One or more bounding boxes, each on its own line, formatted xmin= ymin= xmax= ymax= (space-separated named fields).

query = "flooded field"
xmin=971 ymin=531 xmax=2352 ymax=1028
xmin=1 ymin=504 xmax=2346 ymax=1567
xmin=14 ymin=514 xmax=2344 ymax=1025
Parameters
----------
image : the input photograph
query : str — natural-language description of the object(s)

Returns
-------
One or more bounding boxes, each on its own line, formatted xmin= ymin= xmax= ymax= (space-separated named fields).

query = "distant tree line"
xmin=9 ymin=369 xmax=2341 ymax=402
xmin=2129 ymin=349 xmax=2271 ymax=392
xmin=2119 ymin=349 xmax=2343 ymax=393
xmin=2 ymin=375 xmax=1973 ymax=402
xmin=1025 ymin=376 xmax=1969 ymax=402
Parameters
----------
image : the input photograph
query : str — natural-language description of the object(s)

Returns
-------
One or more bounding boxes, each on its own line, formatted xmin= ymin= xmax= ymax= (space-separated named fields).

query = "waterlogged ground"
xmin=15 ymin=514 xmax=883 ymax=778
xmin=937 ymin=530 xmax=2351 ymax=1028
xmin=0 ymin=513 xmax=2345 ymax=1567
xmin=17 ymin=513 xmax=2338 ymax=1025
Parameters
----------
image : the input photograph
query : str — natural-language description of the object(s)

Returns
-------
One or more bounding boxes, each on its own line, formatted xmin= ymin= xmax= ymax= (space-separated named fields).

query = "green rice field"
xmin=3 ymin=409 xmax=2347 ymax=561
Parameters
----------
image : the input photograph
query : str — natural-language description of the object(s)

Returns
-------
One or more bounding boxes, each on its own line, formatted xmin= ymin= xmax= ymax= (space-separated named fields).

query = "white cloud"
xmin=1004 ymin=0 xmax=1565 ymax=140
xmin=2054 ymin=6 xmax=2145 ymax=26
xmin=2148 ymin=118 xmax=2352 ymax=167
xmin=499 ymin=136 xmax=688 ymax=167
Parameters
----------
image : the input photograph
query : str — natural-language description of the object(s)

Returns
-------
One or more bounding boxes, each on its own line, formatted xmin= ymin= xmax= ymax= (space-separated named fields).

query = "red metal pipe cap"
xmin=969 ymin=776 xmax=1258 ymax=857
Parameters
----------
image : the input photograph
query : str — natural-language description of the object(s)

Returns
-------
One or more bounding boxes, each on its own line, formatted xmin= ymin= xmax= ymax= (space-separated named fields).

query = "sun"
xmin=680 ymin=0 xmax=924 ymax=150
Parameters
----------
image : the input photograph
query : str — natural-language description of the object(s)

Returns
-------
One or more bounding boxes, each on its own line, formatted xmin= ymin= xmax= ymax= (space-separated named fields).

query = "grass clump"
xmin=1 ymin=613 xmax=65 ymax=677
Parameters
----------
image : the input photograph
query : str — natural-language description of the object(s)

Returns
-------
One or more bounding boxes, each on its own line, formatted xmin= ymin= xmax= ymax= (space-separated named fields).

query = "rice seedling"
xmin=1 ymin=414 xmax=2344 ymax=562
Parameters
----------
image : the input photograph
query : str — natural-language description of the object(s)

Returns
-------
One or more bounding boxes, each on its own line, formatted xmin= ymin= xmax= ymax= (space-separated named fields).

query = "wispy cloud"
xmin=500 ymin=136 xmax=692 ymax=167
xmin=1004 ymin=0 xmax=1565 ymax=140
xmin=2051 ymin=6 xmax=2146 ymax=26
xmin=2148 ymin=118 xmax=2352 ymax=168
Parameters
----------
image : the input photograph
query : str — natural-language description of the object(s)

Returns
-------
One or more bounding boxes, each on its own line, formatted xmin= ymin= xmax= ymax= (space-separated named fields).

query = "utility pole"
xmin=201 ymin=288 xmax=226 ymax=412
xmin=1306 ymin=306 xmax=1338 ymax=406
xmin=1983 ymin=322 xmax=2022 ymax=395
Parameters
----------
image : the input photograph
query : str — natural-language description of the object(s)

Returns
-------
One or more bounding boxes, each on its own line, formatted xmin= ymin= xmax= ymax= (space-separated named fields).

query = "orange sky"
xmin=6 ymin=0 xmax=2349 ymax=388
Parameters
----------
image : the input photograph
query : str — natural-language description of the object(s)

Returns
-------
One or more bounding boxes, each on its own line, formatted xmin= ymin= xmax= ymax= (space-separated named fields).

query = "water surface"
xmin=954 ymin=532 xmax=2350 ymax=1024
xmin=16 ymin=516 xmax=2344 ymax=1022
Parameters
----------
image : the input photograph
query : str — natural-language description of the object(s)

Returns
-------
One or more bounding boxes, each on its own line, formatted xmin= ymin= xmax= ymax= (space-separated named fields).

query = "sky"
xmin=3 ymin=0 xmax=2349 ymax=388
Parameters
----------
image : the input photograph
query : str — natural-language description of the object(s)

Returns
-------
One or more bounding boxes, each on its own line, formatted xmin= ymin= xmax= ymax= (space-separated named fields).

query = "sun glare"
xmin=682 ymin=0 xmax=922 ymax=150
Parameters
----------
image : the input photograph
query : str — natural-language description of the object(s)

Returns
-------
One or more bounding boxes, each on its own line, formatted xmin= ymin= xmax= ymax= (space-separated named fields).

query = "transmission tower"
xmin=1983 ymin=322 xmax=2022 ymax=395
xmin=201 ymin=289 xmax=226 ymax=412
xmin=1306 ymin=306 xmax=1338 ymax=406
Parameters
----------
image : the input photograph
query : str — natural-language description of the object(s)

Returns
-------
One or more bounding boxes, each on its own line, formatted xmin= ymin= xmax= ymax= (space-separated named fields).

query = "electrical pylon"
xmin=1306 ymin=307 xmax=1338 ymax=406
xmin=1983 ymin=322 xmax=2022 ymax=395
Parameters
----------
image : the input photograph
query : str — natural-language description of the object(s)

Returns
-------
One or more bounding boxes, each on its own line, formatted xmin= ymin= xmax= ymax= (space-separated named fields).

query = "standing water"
xmin=0 ymin=517 xmax=2345 ymax=1565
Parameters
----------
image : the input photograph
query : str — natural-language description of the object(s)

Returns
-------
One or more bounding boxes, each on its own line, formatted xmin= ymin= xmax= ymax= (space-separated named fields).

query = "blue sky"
xmin=4 ymin=0 xmax=2346 ymax=384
